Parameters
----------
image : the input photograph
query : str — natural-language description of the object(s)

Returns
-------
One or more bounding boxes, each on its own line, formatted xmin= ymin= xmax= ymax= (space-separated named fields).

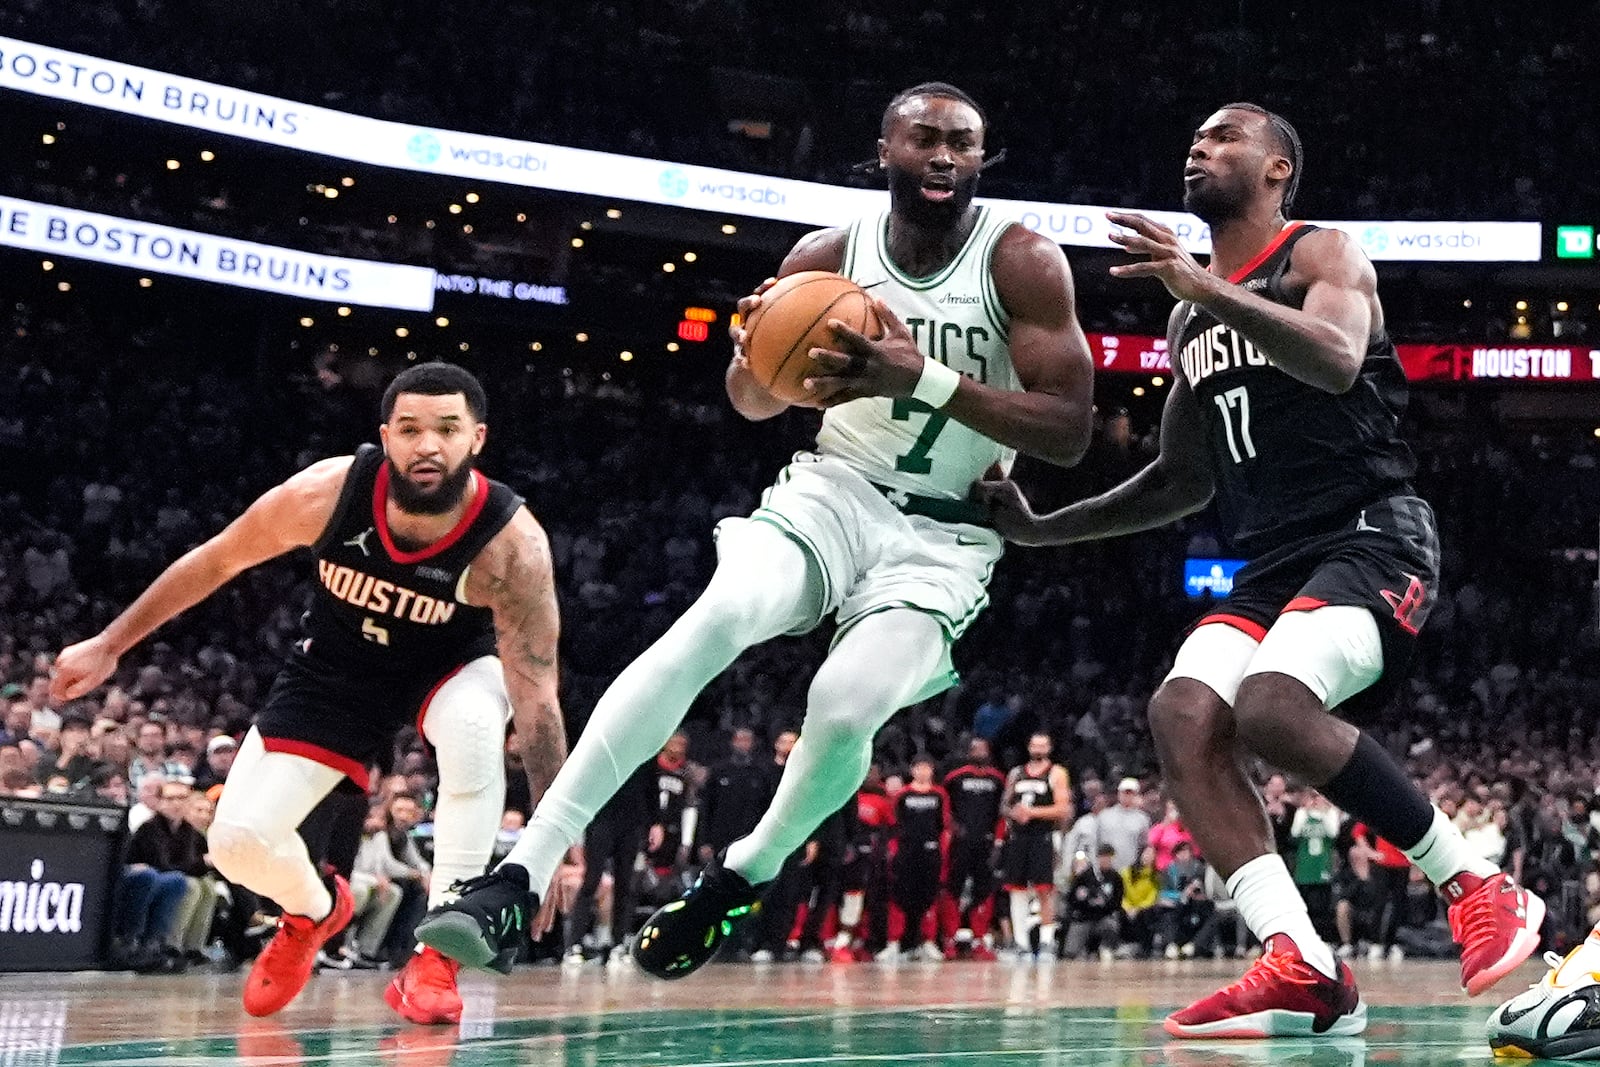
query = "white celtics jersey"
xmin=816 ymin=206 xmax=1021 ymax=501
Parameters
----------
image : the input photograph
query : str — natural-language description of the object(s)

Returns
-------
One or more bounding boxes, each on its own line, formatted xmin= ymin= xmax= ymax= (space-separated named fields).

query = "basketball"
xmin=741 ymin=271 xmax=885 ymax=404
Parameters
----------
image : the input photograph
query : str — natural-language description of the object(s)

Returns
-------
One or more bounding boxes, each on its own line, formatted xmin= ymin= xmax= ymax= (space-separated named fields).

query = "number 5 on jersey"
xmin=1213 ymin=386 xmax=1257 ymax=463
xmin=362 ymin=617 xmax=391 ymax=646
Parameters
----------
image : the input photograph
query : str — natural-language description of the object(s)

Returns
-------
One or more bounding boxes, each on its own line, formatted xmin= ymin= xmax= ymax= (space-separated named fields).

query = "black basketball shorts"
xmin=1002 ymin=830 xmax=1055 ymax=891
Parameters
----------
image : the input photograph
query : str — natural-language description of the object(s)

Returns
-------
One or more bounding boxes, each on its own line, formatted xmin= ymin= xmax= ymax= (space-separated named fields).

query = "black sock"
xmin=1318 ymin=732 xmax=1432 ymax=849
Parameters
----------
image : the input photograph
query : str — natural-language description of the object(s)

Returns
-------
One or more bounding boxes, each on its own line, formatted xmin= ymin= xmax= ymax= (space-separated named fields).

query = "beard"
xmin=386 ymin=453 xmax=475 ymax=516
xmin=886 ymin=164 xmax=980 ymax=229
xmin=1182 ymin=175 xmax=1247 ymax=224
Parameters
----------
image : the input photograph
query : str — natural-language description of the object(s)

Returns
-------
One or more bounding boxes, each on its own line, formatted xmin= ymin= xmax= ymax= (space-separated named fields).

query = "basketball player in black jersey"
xmin=983 ymin=104 xmax=1540 ymax=1038
xmin=51 ymin=364 xmax=567 ymax=1025
xmin=1000 ymin=733 xmax=1070 ymax=956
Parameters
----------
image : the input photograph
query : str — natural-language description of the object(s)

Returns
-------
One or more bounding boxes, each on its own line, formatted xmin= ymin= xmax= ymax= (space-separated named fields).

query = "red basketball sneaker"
xmin=242 ymin=875 xmax=354 ymax=1017
xmin=1443 ymin=871 xmax=1544 ymax=996
xmin=1164 ymin=934 xmax=1367 ymax=1038
xmin=384 ymin=946 xmax=464 ymax=1025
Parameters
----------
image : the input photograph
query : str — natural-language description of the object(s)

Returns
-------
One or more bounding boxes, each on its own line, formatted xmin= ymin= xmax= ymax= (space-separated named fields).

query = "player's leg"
xmin=418 ymin=519 xmax=821 ymax=966
xmin=634 ymin=609 xmax=945 ymax=978
xmin=1235 ymin=604 xmax=1538 ymax=994
xmin=210 ymin=727 xmax=355 ymax=1016
xmin=508 ymin=521 xmax=817 ymax=891
xmin=385 ymin=658 xmax=510 ymax=1025
xmin=1152 ymin=622 xmax=1364 ymax=1038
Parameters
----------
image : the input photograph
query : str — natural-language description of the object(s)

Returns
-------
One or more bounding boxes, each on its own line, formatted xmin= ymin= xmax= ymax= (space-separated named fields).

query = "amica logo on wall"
xmin=0 ymin=859 xmax=86 ymax=935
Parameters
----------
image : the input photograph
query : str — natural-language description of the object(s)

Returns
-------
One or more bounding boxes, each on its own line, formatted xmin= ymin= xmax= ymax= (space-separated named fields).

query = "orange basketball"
xmin=741 ymin=271 xmax=884 ymax=404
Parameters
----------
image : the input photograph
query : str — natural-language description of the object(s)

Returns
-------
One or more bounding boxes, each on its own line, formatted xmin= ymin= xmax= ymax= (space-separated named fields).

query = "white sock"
xmin=498 ymin=522 xmax=816 ymax=897
xmin=724 ymin=610 xmax=944 ymax=885
xmin=1403 ymin=806 xmax=1500 ymax=887
xmin=1226 ymin=853 xmax=1337 ymax=978
xmin=1010 ymin=892 xmax=1033 ymax=950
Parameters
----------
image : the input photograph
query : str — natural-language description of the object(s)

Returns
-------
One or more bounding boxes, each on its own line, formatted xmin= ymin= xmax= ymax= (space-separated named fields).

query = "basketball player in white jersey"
xmin=416 ymin=81 xmax=1094 ymax=979
xmin=51 ymin=364 xmax=566 ymax=1023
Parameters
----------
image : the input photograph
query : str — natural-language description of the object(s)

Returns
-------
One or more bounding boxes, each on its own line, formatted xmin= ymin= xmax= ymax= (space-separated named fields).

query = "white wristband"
xmin=910 ymin=358 xmax=962 ymax=408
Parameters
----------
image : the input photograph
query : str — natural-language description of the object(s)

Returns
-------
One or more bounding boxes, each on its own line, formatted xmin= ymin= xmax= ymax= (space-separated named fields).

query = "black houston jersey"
xmin=301 ymin=444 xmax=522 ymax=679
xmin=1008 ymin=763 xmax=1058 ymax=834
xmin=895 ymin=786 xmax=947 ymax=850
xmin=1174 ymin=222 xmax=1416 ymax=557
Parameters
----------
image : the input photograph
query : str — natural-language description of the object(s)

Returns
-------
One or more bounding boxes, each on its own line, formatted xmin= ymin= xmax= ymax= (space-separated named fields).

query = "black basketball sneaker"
xmin=632 ymin=854 xmax=763 ymax=980
xmin=414 ymin=865 xmax=534 ymax=974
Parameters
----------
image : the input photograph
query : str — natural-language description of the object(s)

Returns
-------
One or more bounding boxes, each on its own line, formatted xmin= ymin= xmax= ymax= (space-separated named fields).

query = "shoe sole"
xmin=1164 ymin=1001 xmax=1369 ymax=1039
xmin=1490 ymin=1031 xmax=1600 ymax=1060
xmin=414 ymin=913 xmax=496 ymax=971
xmin=382 ymin=979 xmax=462 ymax=1026
xmin=1466 ymin=893 xmax=1547 ymax=997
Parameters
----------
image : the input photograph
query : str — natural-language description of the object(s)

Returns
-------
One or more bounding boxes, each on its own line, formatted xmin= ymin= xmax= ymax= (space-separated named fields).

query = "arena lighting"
xmin=1463 ymin=299 xmax=1473 ymax=307
xmin=662 ymin=262 xmax=676 ymax=272
xmin=683 ymin=251 xmax=697 ymax=262
xmin=367 ymin=346 xmax=378 ymax=355
xmin=620 ymin=350 xmax=634 ymax=362
xmin=323 ymin=188 xmax=338 ymax=199
xmin=448 ymin=204 xmax=462 ymax=214
xmin=529 ymin=341 xmax=542 ymax=351
xmin=575 ymin=332 xmax=588 ymax=342
xmin=164 ymin=159 xmax=179 ymax=170
xmin=41 ymin=260 xmax=52 ymax=270
xmin=137 ymin=277 xmax=152 ymax=287
xmin=395 ymin=327 xmax=409 ymax=337
xmin=458 ymin=341 xmax=469 ymax=351
xmin=1557 ymin=301 xmax=1570 ymax=312
xmin=666 ymin=341 xmax=680 ymax=352
xmin=516 ymin=213 xmax=527 ymax=222
xmin=200 ymin=150 xmax=214 ymax=161
xmin=340 ymin=176 xmax=354 ymax=187
xmin=337 ymin=306 xmax=351 ymax=316
xmin=684 ymin=307 xmax=717 ymax=322
xmin=462 ymin=224 xmax=472 ymax=234
xmin=56 ymin=280 xmax=70 ymax=291
xmin=606 ymin=208 xmax=622 ymax=219
xmin=677 ymin=320 xmax=710 ymax=342
xmin=465 ymin=192 xmax=479 ymax=203
xmin=435 ymin=316 xmax=449 ymax=327
xmin=424 ymin=220 xmax=435 ymax=229
xmin=580 ymin=221 xmax=593 ymax=230
xmin=1152 ymin=376 xmax=1164 ymax=386
xmin=721 ymin=224 xmax=738 ymax=234
xmin=570 ymin=238 xmax=583 ymax=248
xmin=40 ymin=133 xmax=54 ymax=144
xmin=1132 ymin=386 xmax=1145 ymax=397
xmin=1516 ymin=300 xmax=1529 ymax=310
xmin=387 ymin=214 xmax=397 ymax=223
xmin=299 ymin=317 xmax=313 ymax=327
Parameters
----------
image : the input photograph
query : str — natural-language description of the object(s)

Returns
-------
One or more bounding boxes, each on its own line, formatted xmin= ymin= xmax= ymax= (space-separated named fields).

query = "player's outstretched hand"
xmin=975 ymin=475 xmax=1048 ymax=547
xmin=534 ymin=849 xmax=586 ymax=938
xmin=1106 ymin=211 xmax=1217 ymax=303
xmin=50 ymin=635 xmax=118 ymax=701
xmin=800 ymin=298 xmax=922 ymax=408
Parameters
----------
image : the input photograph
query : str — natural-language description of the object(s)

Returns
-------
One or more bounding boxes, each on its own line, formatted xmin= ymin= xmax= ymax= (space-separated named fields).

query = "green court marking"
xmin=45 ymin=1004 xmax=1508 ymax=1067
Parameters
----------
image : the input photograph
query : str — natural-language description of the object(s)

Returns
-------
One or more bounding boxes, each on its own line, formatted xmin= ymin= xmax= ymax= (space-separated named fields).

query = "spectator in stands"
xmin=1097 ymin=778 xmax=1152 ymax=872
xmin=1063 ymin=844 xmax=1124 ymax=961
xmin=1156 ymin=841 xmax=1212 ymax=959
xmin=347 ymin=805 xmax=409 ymax=969
xmin=1290 ymin=791 xmax=1342 ymax=938
xmin=1120 ymin=843 xmax=1161 ymax=958
xmin=193 ymin=733 xmax=236 ymax=792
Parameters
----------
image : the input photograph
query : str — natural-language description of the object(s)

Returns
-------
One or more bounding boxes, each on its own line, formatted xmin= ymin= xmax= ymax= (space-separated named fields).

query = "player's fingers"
xmin=869 ymin=297 xmax=909 ymax=338
xmin=824 ymin=319 xmax=877 ymax=354
xmin=1109 ymin=232 xmax=1169 ymax=257
xmin=1108 ymin=262 xmax=1167 ymax=278
xmin=807 ymin=347 xmax=856 ymax=374
xmin=753 ymin=276 xmax=777 ymax=295
xmin=1106 ymin=211 xmax=1171 ymax=240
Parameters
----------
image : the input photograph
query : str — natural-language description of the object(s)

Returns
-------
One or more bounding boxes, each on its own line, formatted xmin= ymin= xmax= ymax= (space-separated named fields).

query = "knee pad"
xmin=427 ymin=699 xmax=508 ymax=796
xmin=207 ymin=820 xmax=272 ymax=884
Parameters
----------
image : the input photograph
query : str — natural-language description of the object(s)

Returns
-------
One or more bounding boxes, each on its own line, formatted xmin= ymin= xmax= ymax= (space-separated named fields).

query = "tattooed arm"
xmin=465 ymin=508 xmax=565 ymax=806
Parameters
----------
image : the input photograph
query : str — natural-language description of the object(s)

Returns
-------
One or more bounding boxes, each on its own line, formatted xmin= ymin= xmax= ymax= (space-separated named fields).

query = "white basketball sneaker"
xmin=1488 ymin=948 xmax=1600 ymax=1060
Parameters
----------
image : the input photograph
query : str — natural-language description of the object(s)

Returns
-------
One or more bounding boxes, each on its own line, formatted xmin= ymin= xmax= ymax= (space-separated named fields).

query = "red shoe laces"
xmin=1219 ymin=947 xmax=1319 ymax=995
xmin=1449 ymin=887 xmax=1503 ymax=956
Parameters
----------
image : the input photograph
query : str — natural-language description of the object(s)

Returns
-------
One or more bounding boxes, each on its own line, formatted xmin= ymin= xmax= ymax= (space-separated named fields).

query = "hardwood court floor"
xmin=0 ymin=955 xmax=1552 ymax=1065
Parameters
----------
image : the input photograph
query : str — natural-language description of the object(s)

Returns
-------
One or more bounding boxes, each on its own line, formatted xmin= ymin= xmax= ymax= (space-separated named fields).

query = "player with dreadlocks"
xmin=415 ymin=80 xmax=1094 ymax=981
xmin=983 ymin=103 xmax=1542 ymax=1038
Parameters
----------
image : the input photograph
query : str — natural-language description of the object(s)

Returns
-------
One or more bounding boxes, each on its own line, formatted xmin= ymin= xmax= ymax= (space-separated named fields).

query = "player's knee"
xmin=429 ymin=701 xmax=507 ymax=795
xmin=1232 ymin=674 xmax=1305 ymax=757
xmin=1146 ymin=681 xmax=1232 ymax=768
xmin=207 ymin=819 xmax=272 ymax=884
